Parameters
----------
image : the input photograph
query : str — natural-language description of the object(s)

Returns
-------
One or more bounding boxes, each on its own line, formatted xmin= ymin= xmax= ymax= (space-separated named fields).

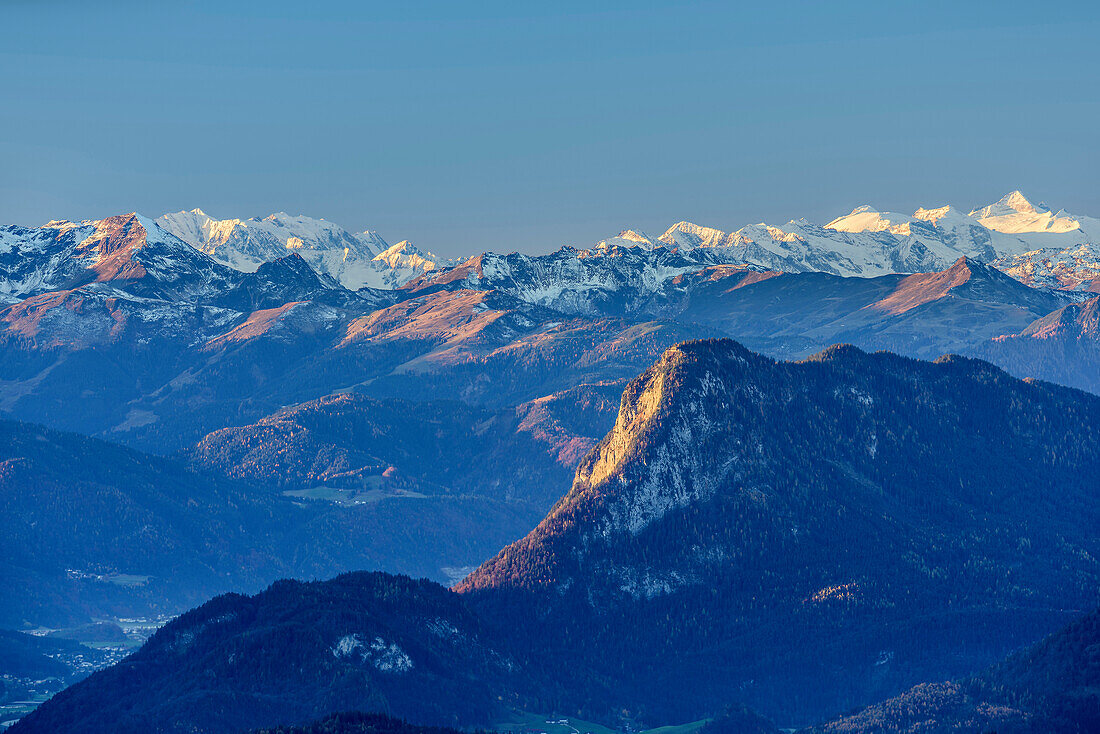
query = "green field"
xmin=497 ymin=711 xmax=710 ymax=734
xmin=640 ymin=719 xmax=709 ymax=734
xmin=104 ymin=573 xmax=150 ymax=587
xmin=283 ymin=484 xmax=427 ymax=506
xmin=0 ymin=693 xmax=52 ymax=726
xmin=496 ymin=711 xmax=618 ymax=734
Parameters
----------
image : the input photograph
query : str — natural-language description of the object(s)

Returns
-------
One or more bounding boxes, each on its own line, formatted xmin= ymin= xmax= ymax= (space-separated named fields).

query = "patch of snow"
xmin=367 ymin=637 xmax=413 ymax=672
xmin=427 ymin=618 xmax=462 ymax=639
xmin=616 ymin=567 xmax=690 ymax=599
xmin=331 ymin=633 xmax=412 ymax=673
xmin=332 ymin=634 xmax=363 ymax=658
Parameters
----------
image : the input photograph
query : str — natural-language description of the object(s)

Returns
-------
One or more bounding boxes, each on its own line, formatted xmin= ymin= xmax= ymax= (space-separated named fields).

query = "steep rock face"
xmin=0 ymin=214 xmax=237 ymax=303
xmin=460 ymin=339 xmax=1100 ymax=723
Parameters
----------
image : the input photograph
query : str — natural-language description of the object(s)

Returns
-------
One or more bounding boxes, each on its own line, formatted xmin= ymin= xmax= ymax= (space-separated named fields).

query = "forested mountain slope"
xmin=187 ymin=386 xmax=624 ymax=509
xmin=802 ymin=606 xmax=1100 ymax=733
xmin=9 ymin=573 xmax=524 ymax=734
xmin=16 ymin=341 xmax=1100 ymax=732
xmin=248 ymin=712 xmax=472 ymax=734
xmin=459 ymin=339 xmax=1100 ymax=722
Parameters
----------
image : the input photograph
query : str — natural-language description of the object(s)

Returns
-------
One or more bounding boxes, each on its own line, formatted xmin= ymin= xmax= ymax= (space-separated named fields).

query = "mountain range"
xmin=3 ymin=201 xmax=1099 ymax=456
xmin=3 ymin=194 xmax=1100 ymax=630
xmin=149 ymin=191 xmax=1100 ymax=293
xmin=4 ymin=192 xmax=1100 ymax=731
xmin=155 ymin=209 xmax=449 ymax=290
xmin=4 ymin=192 xmax=1098 ymax=310
xmin=10 ymin=339 xmax=1100 ymax=733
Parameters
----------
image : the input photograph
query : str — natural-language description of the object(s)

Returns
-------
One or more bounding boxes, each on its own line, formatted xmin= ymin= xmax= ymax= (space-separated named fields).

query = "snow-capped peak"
xmin=156 ymin=209 xmax=414 ymax=289
xmin=825 ymin=206 xmax=915 ymax=235
xmin=373 ymin=240 xmax=438 ymax=270
xmin=970 ymin=190 xmax=1040 ymax=219
xmin=659 ymin=221 xmax=738 ymax=249
xmin=912 ymin=205 xmax=961 ymax=224
xmin=592 ymin=229 xmax=659 ymax=251
xmin=998 ymin=190 xmax=1036 ymax=214
xmin=359 ymin=230 xmax=389 ymax=252
xmin=0 ymin=211 xmax=240 ymax=304
xmin=10 ymin=188 xmax=1098 ymax=308
xmin=618 ymin=229 xmax=657 ymax=245
xmin=970 ymin=191 xmax=1084 ymax=235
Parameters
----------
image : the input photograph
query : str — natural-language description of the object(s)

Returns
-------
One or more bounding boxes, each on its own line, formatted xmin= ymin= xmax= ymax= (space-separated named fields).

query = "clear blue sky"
xmin=3 ymin=1 xmax=1099 ymax=256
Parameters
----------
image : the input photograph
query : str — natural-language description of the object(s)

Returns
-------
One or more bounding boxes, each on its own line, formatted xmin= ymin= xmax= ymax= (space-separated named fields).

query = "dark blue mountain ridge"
xmin=800 ymin=604 xmax=1100 ymax=733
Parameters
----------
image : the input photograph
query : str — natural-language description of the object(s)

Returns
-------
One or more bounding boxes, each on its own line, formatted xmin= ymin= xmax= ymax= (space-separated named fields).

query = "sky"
xmin=2 ymin=0 xmax=1099 ymax=257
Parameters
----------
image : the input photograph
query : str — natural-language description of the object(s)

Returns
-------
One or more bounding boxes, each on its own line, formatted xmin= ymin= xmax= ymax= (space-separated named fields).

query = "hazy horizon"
xmin=4 ymin=0 xmax=1099 ymax=257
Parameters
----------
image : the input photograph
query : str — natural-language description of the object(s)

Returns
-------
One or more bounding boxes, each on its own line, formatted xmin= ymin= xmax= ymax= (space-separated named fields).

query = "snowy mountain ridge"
xmin=155 ymin=208 xmax=449 ymax=290
xmin=395 ymin=192 xmax=1097 ymax=312
xmin=649 ymin=190 xmax=1098 ymax=285
xmin=0 ymin=213 xmax=238 ymax=304
xmin=3 ymin=192 xmax=1097 ymax=310
xmin=400 ymin=190 xmax=1097 ymax=302
xmin=153 ymin=190 xmax=1099 ymax=295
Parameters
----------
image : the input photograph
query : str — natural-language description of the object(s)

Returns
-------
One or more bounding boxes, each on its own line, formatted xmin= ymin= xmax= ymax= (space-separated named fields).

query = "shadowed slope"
xmin=801 ymin=606 xmax=1100 ymax=733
